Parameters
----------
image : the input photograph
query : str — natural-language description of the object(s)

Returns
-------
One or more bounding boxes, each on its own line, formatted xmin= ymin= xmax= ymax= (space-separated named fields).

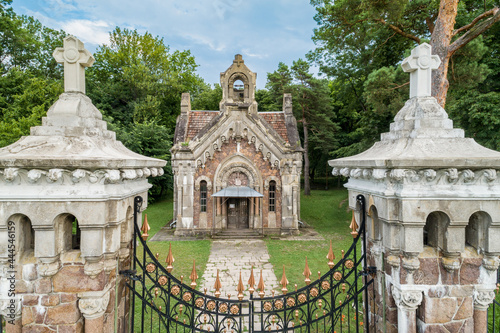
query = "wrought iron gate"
xmin=121 ymin=194 xmax=375 ymax=332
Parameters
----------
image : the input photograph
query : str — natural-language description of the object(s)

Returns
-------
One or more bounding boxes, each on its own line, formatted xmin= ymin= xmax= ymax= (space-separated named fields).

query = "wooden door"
xmin=227 ymin=198 xmax=249 ymax=229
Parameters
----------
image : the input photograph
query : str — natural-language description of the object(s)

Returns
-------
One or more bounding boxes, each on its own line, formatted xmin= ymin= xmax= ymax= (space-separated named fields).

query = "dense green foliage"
xmin=309 ymin=0 xmax=500 ymax=154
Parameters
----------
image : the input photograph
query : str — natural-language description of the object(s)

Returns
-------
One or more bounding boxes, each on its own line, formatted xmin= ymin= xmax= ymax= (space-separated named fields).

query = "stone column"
xmin=392 ymin=286 xmax=423 ymax=333
xmin=473 ymin=288 xmax=496 ymax=332
xmin=0 ymin=296 xmax=22 ymax=333
xmin=78 ymin=289 xmax=111 ymax=333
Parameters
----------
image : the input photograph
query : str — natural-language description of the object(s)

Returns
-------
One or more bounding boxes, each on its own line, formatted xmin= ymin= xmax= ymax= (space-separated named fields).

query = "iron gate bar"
xmin=123 ymin=194 xmax=374 ymax=332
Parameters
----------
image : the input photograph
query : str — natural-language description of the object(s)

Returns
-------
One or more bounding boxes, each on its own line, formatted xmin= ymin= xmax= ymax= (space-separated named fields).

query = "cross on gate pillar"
xmin=53 ymin=35 xmax=95 ymax=94
xmin=401 ymin=43 xmax=440 ymax=98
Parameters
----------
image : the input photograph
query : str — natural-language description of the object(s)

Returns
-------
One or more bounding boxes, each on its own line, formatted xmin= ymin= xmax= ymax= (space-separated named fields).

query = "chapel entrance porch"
xmin=212 ymin=186 xmax=263 ymax=235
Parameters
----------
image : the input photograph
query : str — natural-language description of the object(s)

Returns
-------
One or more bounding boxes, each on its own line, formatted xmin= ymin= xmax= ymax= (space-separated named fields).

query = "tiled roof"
xmin=260 ymin=112 xmax=289 ymax=143
xmin=186 ymin=111 xmax=219 ymax=140
xmin=185 ymin=111 xmax=289 ymax=143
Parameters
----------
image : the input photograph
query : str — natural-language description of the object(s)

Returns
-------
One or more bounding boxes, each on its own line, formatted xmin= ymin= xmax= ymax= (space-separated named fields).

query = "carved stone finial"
xmin=53 ymin=35 xmax=95 ymax=94
xmin=401 ymin=43 xmax=441 ymax=98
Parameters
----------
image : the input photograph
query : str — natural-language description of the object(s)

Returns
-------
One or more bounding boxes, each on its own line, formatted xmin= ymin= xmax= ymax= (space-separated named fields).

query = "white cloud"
xmin=61 ymin=20 xmax=112 ymax=46
xmin=242 ymin=49 xmax=268 ymax=59
xmin=182 ymin=32 xmax=226 ymax=52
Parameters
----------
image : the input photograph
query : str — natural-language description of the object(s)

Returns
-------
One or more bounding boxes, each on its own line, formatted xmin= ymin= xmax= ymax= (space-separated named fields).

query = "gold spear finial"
xmin=303 ymin=257 xmax=312 ymax=285
xmin=141 ymin=214 xmax=150 ymax=241
xmin=280 ymin=265 xmax=289 ymax=295
xmin=165 ymin=243 xmax=175 ymax=273
xmin=237 ymin=271 xmax=245 ymax=301
xmin=349 ymin=211 xmax=359 ymax=238
xmin=248 ymin=266 xmax=256 ymax=294
xmin=214 ymin=269 xmax=222 ymax=298
xmin=258 ymin=269 xmax=265 ymax=299
xmin=190 ymin=260 xmax=198 ymax=288
xmin=327 ymin=240 xmax=335 ymax=269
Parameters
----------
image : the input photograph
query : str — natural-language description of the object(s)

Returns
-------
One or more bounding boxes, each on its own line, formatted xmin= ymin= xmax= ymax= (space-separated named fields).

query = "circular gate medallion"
xmin=207 ymin=300 xmax=216 ymax=311
xmin=146 ymin=263 xmax=156 ymax=273
xmin=158 ymin=275 xmax=168 ymax=286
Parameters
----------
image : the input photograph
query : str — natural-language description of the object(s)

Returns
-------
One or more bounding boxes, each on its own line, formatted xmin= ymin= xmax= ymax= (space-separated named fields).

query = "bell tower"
xmin=219 ymin=54 xmax=258 ymax=113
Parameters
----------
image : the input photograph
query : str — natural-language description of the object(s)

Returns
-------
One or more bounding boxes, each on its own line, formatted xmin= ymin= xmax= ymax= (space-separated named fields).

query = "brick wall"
xmin=193 ymin=138 xmax=281 ymax=230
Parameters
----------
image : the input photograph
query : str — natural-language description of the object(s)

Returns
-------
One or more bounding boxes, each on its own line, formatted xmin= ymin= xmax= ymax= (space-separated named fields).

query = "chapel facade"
xmin=171 ymin=55 xmax=303 ymax=236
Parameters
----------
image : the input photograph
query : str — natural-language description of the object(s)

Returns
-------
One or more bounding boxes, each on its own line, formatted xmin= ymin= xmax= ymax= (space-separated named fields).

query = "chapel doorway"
xmin=227 ymin=198 xmax=249 ymax=229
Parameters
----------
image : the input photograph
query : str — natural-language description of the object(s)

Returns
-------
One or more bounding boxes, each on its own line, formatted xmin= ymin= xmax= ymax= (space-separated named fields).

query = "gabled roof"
xmin=180 ymin=110 xmax=291 ymax=144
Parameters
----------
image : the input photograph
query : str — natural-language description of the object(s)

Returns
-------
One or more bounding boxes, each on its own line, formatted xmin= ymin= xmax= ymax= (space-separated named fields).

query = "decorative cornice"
xmin=78 ymin=290 xmax=110 ymax=319
xmin=473 ymin=288 xmax=496 ymax=310
xmin=332 ymin=167 xmax=498 ymax=185
xmin=392 ymin=286 xmax=423 ymax=311
xmin=0 ymin=167 xmax=164 ymax=185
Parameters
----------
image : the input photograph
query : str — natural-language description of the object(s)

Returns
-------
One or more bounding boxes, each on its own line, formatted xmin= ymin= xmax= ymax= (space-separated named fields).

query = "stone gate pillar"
xmin=329 ymin=43 xmax=500 ymax=332
xmin=0 ymin=36 xmax=166 ymax=332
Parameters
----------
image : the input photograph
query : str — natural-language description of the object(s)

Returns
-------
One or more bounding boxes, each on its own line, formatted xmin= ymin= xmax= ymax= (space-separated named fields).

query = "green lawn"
xmin=265 ymin=188 xmax=353 ymax=286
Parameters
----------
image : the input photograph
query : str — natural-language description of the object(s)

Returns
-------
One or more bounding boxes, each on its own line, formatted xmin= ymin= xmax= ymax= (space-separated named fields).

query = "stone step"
xmin=212 ymin=229 xmax=264 ymax=239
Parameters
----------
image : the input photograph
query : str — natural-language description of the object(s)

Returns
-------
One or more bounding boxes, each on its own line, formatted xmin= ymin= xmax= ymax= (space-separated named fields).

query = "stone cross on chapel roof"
xmin=401 ymin=43 xmax=441 ymax=98
xmin=53 ymin=35 xmax=95 ymax=94
xmin=233 ymin=54 xmax=244 ymax=67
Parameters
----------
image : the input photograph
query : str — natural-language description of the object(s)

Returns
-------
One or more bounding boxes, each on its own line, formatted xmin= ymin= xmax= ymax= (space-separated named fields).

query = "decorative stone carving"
xmin=482 ymin=254 xmax=500 ymax=272
xmin=0 ymin=167 xmax=163 ymax=185
xmin=473 ymin=288 xmax=496 ymax=310
xmin=392 ymin=286 xmax=423 ymax=311
xmin=386 ymin=254 xmax=400 ymax=268
xmin=0 ymin=295 xmax=21 ymax=319
xmin=442 ymin=254 xmax=460 ymax=273
xmin=78 ymin=290 xmax=110 ymax=319
xmin=37 ymin=261 xmax=60 ymax=277
xmin=331 ymin=167 xmax=500 ymax=185
xmin=84 ymin=261 xmax=104 ymax=278
xmin=401 ymin=255 xmax=420 ymax=274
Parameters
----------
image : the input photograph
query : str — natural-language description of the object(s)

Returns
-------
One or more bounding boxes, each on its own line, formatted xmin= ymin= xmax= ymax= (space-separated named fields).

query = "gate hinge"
xmin=119 ymin=269 xmax=139 ymax=280
xmin=360 ymin=266 xmax=377 ymax=278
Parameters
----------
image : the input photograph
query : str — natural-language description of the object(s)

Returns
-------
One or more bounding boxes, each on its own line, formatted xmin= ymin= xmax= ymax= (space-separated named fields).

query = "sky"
xmin=11 ymin=0 xmax=319 ymax=88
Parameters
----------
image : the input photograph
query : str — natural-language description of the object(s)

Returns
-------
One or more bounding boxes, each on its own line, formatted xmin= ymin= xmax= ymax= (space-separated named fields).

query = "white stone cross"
xmin=401 ymin=43 xmax=441 ymax=98
xmin=53 ymin=35 xmax=95 ymax=94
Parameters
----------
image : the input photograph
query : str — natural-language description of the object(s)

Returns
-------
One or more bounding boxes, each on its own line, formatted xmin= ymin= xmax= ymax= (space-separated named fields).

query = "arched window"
xmin=200 ymin=181 xmax=207 ymax=213
xmin=269 ymin=181 xmax=276 ymax=212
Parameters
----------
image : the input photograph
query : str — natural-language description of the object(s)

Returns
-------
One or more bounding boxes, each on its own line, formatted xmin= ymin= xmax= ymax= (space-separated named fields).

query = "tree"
xmin=191 ymin=83 xmax=222 ymax=110
xmin=87 ymin=27 xmax=204 ymax=129
xmin=266 ymin=60 xmax=338 ymax=195
xmin=310 ymin=0 xmax=500 ymax=107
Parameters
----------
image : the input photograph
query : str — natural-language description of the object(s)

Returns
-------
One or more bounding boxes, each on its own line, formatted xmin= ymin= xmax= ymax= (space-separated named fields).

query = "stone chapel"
xmin=171 ymin=55 xmax=303 ymax=236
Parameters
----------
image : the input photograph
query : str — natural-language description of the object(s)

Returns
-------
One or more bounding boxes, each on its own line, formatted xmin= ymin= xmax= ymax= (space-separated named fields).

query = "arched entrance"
xmin=227 ymin=171 xmax=249 ymax=229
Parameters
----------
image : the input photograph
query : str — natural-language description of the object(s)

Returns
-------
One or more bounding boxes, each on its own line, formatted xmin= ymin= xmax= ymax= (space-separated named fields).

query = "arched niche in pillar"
xmin=423 ymin=211 xmax=450 ymax=251
xmin=368 ymin=206 xmax=381 ymax=241
xmin=465 ymin=211 xmax=491 ymax=253
xmin=54 ymin=213 xmax=81 ymax=252
xmin=7 ymin=214 xmax=34 ymax=261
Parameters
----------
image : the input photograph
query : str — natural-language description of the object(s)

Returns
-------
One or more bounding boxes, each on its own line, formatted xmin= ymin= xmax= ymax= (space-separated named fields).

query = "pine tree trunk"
xmin=302 ymin=114 xmax=311 ymax=196
xmin=430 ymin=0 xmax=459 ymax=107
